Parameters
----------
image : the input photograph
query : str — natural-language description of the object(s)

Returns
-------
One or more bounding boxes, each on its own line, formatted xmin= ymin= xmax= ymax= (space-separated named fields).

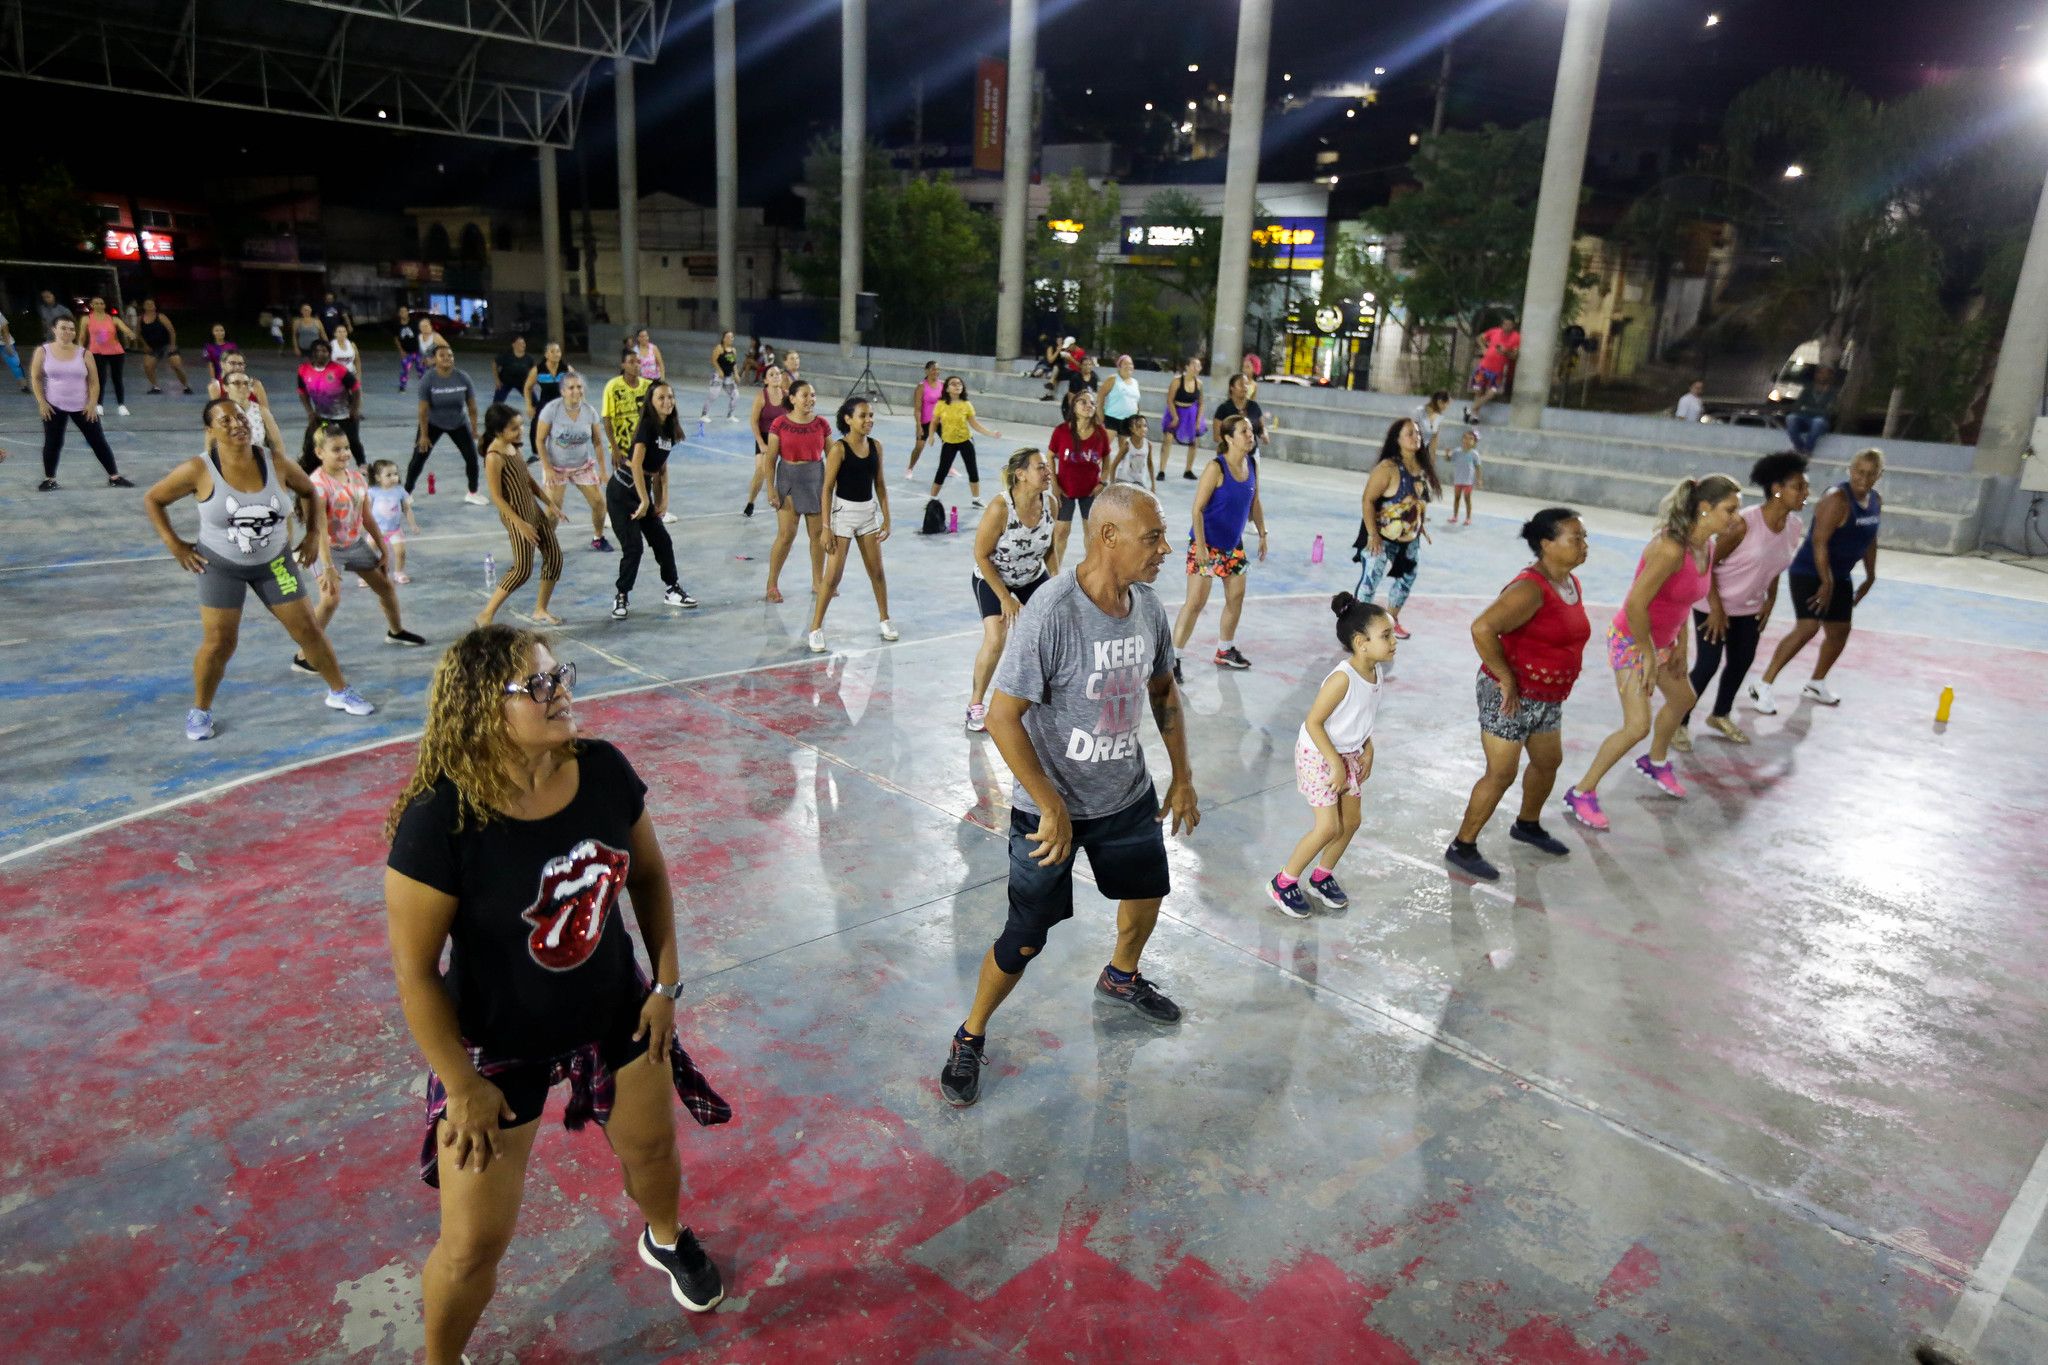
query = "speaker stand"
xmin=847 ymin=340 xmax=892 ymax=415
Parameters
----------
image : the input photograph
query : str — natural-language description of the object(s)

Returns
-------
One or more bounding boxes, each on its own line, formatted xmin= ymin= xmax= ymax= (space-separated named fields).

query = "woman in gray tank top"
xmin=143 ymin=397 xmax=375 ymax=742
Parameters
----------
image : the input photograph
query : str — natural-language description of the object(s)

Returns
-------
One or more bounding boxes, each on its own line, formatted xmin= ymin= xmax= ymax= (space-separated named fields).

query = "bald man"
xmin=941 ymin=483 xmax=1202 ymax=1107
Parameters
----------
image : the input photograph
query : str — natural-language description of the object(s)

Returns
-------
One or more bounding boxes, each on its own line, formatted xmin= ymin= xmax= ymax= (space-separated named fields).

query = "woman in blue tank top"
xmin=1751 ymin=446 xmax=1883 ymax=711
xmin=1171 ymin=413 xmax=1267 ymax=674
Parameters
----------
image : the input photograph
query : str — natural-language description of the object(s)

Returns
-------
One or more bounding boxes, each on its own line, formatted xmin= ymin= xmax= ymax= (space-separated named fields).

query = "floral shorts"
xmin=1475 ymin=669 xmax=1564 ymax=743
xmin=1606 ymin=623 xmax=1677 ymax=674
xmin=1294 ymin=733 xmax=1366 ymax=808
xmin=1187 ymin=540 xmax=1248 ymax=579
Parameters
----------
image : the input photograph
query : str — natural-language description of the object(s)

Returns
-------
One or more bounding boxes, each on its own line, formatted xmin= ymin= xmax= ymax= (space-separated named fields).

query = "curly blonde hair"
xmin=383 ymin=625 xmax=570 ymax=841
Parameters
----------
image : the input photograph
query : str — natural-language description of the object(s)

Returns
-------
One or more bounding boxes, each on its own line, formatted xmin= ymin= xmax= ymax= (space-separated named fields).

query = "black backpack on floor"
xmin=919 ymin=497 xmax=947 ymax=535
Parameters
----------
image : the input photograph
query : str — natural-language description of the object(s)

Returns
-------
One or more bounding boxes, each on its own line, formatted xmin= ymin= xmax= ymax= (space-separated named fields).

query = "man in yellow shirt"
xmin=602 ymin=348 xmax=649 ymax=456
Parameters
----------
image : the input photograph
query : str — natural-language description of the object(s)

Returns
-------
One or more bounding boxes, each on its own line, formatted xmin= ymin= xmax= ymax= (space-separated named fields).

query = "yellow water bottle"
xmin=1935 ymin=685 xmax=1954 ymax=723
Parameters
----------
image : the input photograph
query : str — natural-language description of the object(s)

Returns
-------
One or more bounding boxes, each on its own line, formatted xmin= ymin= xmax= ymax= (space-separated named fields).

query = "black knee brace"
xmin=992 ymin=922 xmax=1050 ymax=975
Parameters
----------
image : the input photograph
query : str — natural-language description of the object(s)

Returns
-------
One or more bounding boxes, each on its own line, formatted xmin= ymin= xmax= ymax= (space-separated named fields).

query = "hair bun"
xmin=1329 ymin=592 xmax=1357 ymax=617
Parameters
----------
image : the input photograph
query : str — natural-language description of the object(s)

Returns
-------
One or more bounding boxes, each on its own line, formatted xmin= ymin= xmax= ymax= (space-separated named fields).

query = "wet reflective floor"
xmin=2 ymin=366 xmax=2045 ymax=1362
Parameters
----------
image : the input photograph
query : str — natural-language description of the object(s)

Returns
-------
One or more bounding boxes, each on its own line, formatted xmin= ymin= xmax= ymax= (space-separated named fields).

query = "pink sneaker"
xmin=1634 ymin=755 xmax=1687 ymax=798
xmin=1562 ymin=787 xmax=1608 ymax=830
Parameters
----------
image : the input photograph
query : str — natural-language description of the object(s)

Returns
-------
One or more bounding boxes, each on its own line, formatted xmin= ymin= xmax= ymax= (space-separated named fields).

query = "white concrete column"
xmin=538 ymin=145 xmax=565 ymax=346
xmin=1976 ymin=157 xmax=2048 ymax=475
xmin=713 ymin=0 xmax=739 ymax=334
xmin=1508 ymin=0 xmax=1613 ymax=429
xmin=995 ymin=0 xmax=1037 ymax=362
xmin=1208 ymin=0 xmax=1273 ymax=375
xmin=614 ymin=56 xmax=641 ymax=328
xmin=839 ymin=0 xmax=865 ymax=352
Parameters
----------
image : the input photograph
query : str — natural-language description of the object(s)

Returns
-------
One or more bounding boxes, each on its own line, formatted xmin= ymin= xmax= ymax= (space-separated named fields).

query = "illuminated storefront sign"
xmin=104 ymin=228 xmax=175 ymax=262
xmin=1118 ymin=216 xmax=1323 ymax=269
xmin=1046 ymin=217 xmax=1085 ymax=245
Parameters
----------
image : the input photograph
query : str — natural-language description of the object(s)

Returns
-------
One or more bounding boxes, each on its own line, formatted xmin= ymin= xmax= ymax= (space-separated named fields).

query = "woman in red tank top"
xmin=1444 ymin=507 xmax=1590 ymax=881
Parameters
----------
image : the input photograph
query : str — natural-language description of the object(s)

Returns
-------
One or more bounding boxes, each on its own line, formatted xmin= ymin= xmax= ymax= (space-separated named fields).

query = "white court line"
xmin=1941 ymin=1139 xmax=2048 ymax=1352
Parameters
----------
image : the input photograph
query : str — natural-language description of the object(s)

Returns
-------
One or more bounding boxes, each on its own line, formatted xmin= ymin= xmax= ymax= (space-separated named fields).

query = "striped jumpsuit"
xmin=493 ymin=443 xmax=562 ymax=591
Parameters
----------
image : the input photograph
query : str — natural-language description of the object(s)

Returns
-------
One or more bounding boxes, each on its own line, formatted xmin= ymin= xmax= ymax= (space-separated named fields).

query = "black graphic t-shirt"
xmin=388 ymin=739 xmax=649 ymax=1059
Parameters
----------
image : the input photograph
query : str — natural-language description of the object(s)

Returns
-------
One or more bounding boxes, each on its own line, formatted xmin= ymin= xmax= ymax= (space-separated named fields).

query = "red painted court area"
xmin=3 ymin=600 xmax=2046 ymax=1362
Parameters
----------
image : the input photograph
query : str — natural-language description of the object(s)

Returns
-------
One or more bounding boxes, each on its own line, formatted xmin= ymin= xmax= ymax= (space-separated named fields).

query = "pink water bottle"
xmin=1311 ymin=533 xmax=1324 ymax=565
xmin=949 ymin=505 xmax=959 ymax=533
xmin=427 ymin=473 xmax=437 ymax=495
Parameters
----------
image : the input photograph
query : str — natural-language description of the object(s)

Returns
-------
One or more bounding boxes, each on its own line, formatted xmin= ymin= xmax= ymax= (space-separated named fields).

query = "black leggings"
xmin=606 ymin=476 xmax=677 ymax=596
xmin=301 ymin=416 xmax=365 ymax=469
xmin=933 ymin=440 xmax=979 ymax=486
xmin=1686 ymin=609 xmax=1762 ymax=723
xmin=405 ymin=424 xmax=480 ymax=493
xmin=42 ymin=409 xmax=120 ymax=479
xmin=94 ymin=353 xmax=126 ymax=405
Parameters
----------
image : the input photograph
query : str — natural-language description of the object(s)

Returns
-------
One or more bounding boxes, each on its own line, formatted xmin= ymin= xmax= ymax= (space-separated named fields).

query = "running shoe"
xmin=324 ymin=686 xmax=376 ymax=716
xmin=386 ymin=629 xmax=427 ymax=646
xmin=1508 ymin=820 xmax=1571 ymax=856
xmin=184 ymin=708 xmax=215 ymax=742
xmin=1392 ymin=622 xmax=1411 ymax=641
xmin=1443 ymin=841 xmax=1500 ymax=881
xmin=1214 ymin=646 xmax=1251 ymax=670
xmin=971 ymin=498 xmax=984 ymax=509
xmin=1306 ymin=871 xmax=1350 ymax=909
xmin=462 ymin=492 xmax=488 ymax=506
xmin=1802 ymin=680 xmax=1841 ymax=706
xmin=661 ymin=512 xmax=677 ymax=524
xmin=1268 ymin=875 xmax=1312 ymax=918
xmin=147 ymin=386 xmax=163 ymax=394
xmin=878 ymin=619 xmax=899 ymax=641
xmin=664 ymin=585 xmax=698 ymax=608
xmin=940 ymin=1031 xmax=986 ymax=1107
xmin=1562 ymin=787 xmax=1609 ymax=831
xmin=592 ymin=536 xmax=614 ymax=551
xmin=393 ymin=572 xmax=412 ymax=584
xmin=290 ymin=654 xmax=319 ymax=675
xmin=612 ymin=593 xmax=629 ymax=619
xmin=1182 ymin=470 xmax=1196 ymax=481
xmin=1746 ymin=679 xmax=1778 ymax=715
xmin=107 ymin=474 xmax=134 ymax=488
xmin=1705 ymin=715 xmax=1750 ymax=744
xmin=965 ymin=702 xmax=987 ymax=733
xmin=742 ymin=502 xmax=754 ymax=517
xmin=1095 ymin=967 xmax=1182 ymax=1023
xmin=636 ymin=1225 xmax=723 ymax=1313
xmin=37 ymin=478 xmax=57 ymax=491
xmin=807 ymin=629 xmax=826 ymax=654
xmin=95 ymin=403 xmax=104 ymax=416
xmin=1635 ymin=755 xmax=1687 ymax=798
xmin=117 ymin=404 xmax=130 ymax=416
xmin=695 ymin=421 xmax=707 ymax=438
xmin=1670 ymin=726 xmax=1693 ymax=753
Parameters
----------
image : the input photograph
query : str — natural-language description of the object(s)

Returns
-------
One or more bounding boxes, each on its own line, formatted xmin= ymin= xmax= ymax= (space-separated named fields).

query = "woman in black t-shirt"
xmin=607 ymin=380 xmax=696 ymax=619
xmin=1210 ymin=373 xmax=1267 ymax=472
xmin=385 ymin=627 xmax=731 ymax=1356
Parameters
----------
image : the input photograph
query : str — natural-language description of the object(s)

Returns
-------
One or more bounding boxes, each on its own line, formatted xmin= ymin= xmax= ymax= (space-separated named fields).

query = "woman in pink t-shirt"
xmin=904 ymin=360 xmax=945 ymax=479
xmin=1562 ymin=473 xmax=1741 ymax=829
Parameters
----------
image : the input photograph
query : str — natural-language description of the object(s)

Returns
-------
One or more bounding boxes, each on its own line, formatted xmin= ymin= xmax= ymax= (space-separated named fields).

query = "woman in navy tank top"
xmin=1751 ymin=447 xmax=1883 ymax=711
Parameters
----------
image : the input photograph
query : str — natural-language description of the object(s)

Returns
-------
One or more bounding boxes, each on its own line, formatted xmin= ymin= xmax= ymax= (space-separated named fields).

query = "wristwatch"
xmin=651 ymin=980 xmax=683 ymax=1001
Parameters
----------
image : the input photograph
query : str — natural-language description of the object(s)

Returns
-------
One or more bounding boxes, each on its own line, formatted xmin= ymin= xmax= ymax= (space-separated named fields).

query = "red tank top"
xmin=1485 ymin=567 xmax=1591 ymax=703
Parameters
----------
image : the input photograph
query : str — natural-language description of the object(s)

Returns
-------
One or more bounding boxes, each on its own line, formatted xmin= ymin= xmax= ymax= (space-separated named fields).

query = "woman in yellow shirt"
xmin=924 ymin=375 xmax=1003 ymax=509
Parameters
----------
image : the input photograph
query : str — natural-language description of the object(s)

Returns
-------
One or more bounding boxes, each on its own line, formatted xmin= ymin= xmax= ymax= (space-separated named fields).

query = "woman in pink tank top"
xmin=82 ymin=296 xmax=136 ymax=413
xmin=1560 ymin=474 xmax=1741 ymax=830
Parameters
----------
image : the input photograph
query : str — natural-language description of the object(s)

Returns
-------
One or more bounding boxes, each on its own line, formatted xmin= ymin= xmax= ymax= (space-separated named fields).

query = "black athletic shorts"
xmin=493 ymin=1010 xmax=650 ymax=1127
xmin=1003 ymin=784 xmax=1170 ymax=937
xmin=1103 ymin=413 xmax=1134 ymax=436
xmin=1788 ymin=571 xmax=1855 ymax=624
xmin=973 ymin=571 xmax=1048 ymax=618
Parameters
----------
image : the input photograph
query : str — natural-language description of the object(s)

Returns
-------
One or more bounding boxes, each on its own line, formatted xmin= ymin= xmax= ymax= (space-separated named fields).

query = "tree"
xmin=0 ymin=163 xmax=99 ymax=263
xmin=1030 ymin=170 xmax=1120 ymax=346
xmin=1129 ymin=189 xmax=1282 ymax=351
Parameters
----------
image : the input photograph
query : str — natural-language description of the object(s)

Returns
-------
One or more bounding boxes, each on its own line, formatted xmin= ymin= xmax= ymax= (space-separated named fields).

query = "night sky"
xmin=27 ymin=0 xmax=2043 ymax=220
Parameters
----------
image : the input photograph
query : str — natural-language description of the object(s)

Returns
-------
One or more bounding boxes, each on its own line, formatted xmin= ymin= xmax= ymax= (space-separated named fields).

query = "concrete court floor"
xmin=2 ymin=357 xmax=2048 ymax=1362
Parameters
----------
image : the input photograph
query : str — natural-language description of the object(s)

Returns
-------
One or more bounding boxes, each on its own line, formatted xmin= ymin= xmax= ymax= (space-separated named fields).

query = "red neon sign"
xmin=103 ymin=228 xmax=176 ymax=262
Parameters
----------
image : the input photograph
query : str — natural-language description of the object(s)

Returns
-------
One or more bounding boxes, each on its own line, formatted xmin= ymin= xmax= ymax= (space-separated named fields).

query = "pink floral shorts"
xmin=1605 ymin=623 xmax=1677 ymax=674
xmin=1294 ymin=733 xmax=1366 ymax=808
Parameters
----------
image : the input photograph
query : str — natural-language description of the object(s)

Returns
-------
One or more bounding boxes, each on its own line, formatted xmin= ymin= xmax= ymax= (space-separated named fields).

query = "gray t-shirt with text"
xmin=993 ymin=571 xmax=1175 ymax=819
xmin=423 ymin=369 xmax=475 ymax=431
xmin=538 ymin=397 xmax=604 ymax=469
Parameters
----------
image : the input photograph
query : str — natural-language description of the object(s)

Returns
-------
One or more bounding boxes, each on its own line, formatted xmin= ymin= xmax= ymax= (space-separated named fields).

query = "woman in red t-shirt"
xmin=761 ymin=379 xmax=831 ymax=603
xmin=1444 ymin=506 xmax=1591 ymax=881
xmin=1047 ymin=387 xmax=1111 ymax=567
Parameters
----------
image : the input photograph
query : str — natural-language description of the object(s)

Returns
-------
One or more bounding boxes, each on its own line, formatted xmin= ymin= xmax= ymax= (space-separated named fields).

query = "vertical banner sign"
xmin=974 ymin=59 xmax=1007 ymax=172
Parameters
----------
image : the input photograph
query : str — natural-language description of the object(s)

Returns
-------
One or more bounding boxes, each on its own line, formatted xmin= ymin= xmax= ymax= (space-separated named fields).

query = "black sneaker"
xmin=940 ymin=1031 xmax=986 ymax=1107
xmin=1181 ymin=470 xmax=1196 ymax=481
xmin=636 ymin=1225 xmax=723 ymax=1312
xmin=290 ymin=654 xmax=319 ymax=675
xmin=664 ymin=584 xmax=698 ymax=608
xmin=1214 ymin=646 xmax=1251 ymax=670
xmin=1095 ymin=967 xmax=1182 ymax=1023
xmin=37 ymin=478 xmax=58 ymax=491
xmin=107 ymin=474 xmax=135 ymax=488
xmin=1443 ymin=840 xmax=1500 ymax=881
xmin=385 ymin=629 xmax=427 ymax=646
xmin=1508 ymin=819 xmax=1571 ymax=856
xmin=742 ymin=501 xmax=754 ymax=517
xmin=612 ymin=593 xmax=629 ymax=620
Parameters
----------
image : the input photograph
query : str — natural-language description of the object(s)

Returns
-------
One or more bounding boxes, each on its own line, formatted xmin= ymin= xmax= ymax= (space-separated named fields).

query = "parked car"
xmin=1767 ymin=338 xmax=1854 ymax=408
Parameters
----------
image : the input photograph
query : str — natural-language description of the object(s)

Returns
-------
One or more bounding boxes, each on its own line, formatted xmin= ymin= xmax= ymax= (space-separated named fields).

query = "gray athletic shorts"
xmin=776 ymin=459 xmax=824 ymax=516
xmin=334 ymin=539 xmax=382 ymax=574
xmin=197 ymin=543 xmax=307 ymax=611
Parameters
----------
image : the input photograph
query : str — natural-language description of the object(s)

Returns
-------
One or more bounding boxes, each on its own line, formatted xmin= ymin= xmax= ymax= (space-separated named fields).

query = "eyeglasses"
xmin=504 ymin=661 xmax=576 ymax=705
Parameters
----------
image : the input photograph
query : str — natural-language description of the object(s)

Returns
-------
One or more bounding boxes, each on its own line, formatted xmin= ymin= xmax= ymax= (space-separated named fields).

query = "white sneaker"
xmin=878 ymin=619 xmax=899 ymax=641
xmin=661 ymin=511 xmax=678 ymax=524
xmin=1802 ymin=680 xmax=1841 ymax=706
xmin=807 ymin=629 xmax=826 ymax=654
xmin=462 ymin=492 xmax=488 ymax=506
xmin=95 ymin=403 xmax=105 ymax=416
xmin=1746 ymin=679 xmax=1778 ymax=715
xmin=324 ymin=685 xmax=376 ymax=716
xmin=117 ymin=403 xmax=131 ymax=416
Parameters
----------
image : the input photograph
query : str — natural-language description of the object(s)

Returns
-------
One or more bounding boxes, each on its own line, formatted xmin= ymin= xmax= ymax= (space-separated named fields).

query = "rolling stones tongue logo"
xmin=521 ymin=839 xmax=631 ymax=971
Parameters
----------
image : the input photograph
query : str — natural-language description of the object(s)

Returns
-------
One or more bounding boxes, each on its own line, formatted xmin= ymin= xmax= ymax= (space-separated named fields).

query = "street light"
xmin=1188 ymin=63 xmax=1200 ymax=73
xmin=1346 ymin=109 xmax=1356 ymax=118
xmin=1374 ymin=66 xmax=1386 ymax=75
xmin=1283 ymin=72 xmax=1292 ymax=81
xmin=1704 ymin=12 xmax=1721 ymax=26
xmin=1783 ymin=163 xmax=1805 ymax=179
xmin=1188 ymin=100 xmax=1198 ymax=109
xmin=1144 ymin=102 xmax=1154 ymax=111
